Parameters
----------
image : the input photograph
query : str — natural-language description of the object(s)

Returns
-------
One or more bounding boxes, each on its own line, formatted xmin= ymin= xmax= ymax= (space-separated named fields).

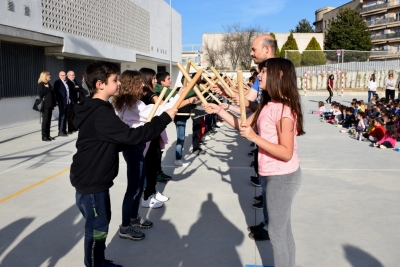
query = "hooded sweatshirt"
xmin=70 ymin=97 xmax=171 ymax=194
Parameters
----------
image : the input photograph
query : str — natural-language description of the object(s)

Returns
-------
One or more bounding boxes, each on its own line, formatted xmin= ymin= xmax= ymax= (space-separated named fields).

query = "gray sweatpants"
xmin=262 ymin=167 xmax=302 ymax=267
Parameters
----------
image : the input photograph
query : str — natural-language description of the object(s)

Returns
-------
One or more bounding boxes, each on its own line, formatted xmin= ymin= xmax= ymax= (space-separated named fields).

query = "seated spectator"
xmin=369 ymin=117 xmax=386 ymax=143
xmin=375 ymin=121 xmax=397 ymax=149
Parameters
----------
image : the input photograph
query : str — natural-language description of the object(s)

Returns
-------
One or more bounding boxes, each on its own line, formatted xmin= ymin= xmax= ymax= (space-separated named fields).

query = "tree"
xmin=293 ymin=19 xmax=315 ymax=33
xmin=270 ymin=32 xmax=281 ymax=58
xmin=325 ymin=8 xmax=372 ymax=62
xmin=280 ymin=32 xmax=301 ymax=67
xmin=301 ymin=37 xmax=326 ymax=66
xmin=203 ymin=40 xmax=226 ymax=69
xmin=221 ymin=23 xmax=263 ymax=70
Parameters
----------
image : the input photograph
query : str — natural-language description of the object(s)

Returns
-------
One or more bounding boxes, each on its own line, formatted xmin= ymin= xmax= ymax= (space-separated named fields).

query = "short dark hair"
xmin=85 ymin=61 xmax=120 ymax=94
xmin=156 ymin=72 xmax=170 ymax=84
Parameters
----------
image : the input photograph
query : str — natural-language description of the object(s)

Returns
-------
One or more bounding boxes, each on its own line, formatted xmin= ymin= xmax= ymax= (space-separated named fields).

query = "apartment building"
xmin=361 ymin=0 xmax=400 ymax=58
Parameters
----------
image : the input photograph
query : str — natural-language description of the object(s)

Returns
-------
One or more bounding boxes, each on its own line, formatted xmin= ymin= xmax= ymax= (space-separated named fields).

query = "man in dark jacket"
xmin=54 ymin=71 xmax=70 ymax=136
xmin=66 ymin=70 xmax=81 ymax=133
xmin=70 ymin=61 xmax=177 ymax=267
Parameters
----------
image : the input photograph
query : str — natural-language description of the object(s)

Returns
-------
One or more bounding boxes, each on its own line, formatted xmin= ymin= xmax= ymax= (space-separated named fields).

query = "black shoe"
xmin=58 ymin=133 xmax=68 ymax=137
xmin=249 ymin=227 xmax=270 ymax=241
xmin=252 ymin=201 xmax=263 ymax=210
xmin=42 ymin=137 xmax=51 ymax=142
xmin=247 ymin=222 xmax=265 ymax=233
xmin=253 ymin=194 xmax=263 ymax=203
xmin=192 ymin=148 xmax=206 ymax=155
xmin=49 ymin=136 xmax=56 ymax=140
xmin=247 ymin=152 xmax=254 ymax=157
xmin=103 ymin=259 xmax=123 ymax=267
xmin=250 ymin=176 xmax=260 ymax=187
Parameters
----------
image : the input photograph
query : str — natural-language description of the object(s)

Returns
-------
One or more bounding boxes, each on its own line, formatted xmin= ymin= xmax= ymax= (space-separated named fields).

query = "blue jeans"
xmin=368 ymin=91 xmax=375 ymax=103
xmin=175 ymin=120 xmax=186 ymax=160
xmin=122 ymin=144 xmax=146 ymax=226
xmin=76 ymin=190 xmax=111 ymax=267
xmin=260 ymin=176 xmax=269 ymax=224
xmin=58 ymin=103 xmax=69 ymax=134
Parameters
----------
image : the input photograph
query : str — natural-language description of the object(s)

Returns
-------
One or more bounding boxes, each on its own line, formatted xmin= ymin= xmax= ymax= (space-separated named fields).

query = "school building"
xmin=0 ymin=0 xmax=182 ymax=129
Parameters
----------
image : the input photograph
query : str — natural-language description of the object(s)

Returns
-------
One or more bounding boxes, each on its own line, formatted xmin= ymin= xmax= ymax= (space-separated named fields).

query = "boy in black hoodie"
xmin=70 ymin=61 xmax=177 ymax=267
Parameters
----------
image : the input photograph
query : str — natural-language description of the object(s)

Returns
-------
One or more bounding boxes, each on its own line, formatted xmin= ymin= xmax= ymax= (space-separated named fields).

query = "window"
xmin=396 ymin=12 xmax=400 ymax=21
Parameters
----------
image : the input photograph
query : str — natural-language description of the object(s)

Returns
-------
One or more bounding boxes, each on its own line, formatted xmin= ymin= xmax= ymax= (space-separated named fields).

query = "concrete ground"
xmin=0 ymin=95 xmax=399 ymax=267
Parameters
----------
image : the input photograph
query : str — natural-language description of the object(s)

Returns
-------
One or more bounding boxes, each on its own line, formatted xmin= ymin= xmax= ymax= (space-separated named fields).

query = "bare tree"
xmin=222 ymin=23 xmax=264 ymax=70
xmin=203 ymin=40 xmax=226 ymax=70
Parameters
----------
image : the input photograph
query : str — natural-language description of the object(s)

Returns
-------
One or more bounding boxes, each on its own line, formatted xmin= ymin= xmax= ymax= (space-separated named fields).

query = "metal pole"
xmin=170 ymin=0 xmax=172 ymax=81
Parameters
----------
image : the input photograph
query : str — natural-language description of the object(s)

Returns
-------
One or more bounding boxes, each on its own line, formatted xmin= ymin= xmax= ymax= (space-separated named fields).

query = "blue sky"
xmin=166 ymin=0 xmax=346 ymax=46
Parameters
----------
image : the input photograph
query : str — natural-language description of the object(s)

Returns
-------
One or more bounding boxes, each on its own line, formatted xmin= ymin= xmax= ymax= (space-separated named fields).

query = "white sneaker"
xmin=155 ymin=191 xmax=170 ymax=202
xmin=204 ymin=135 xmax=212 ymax=141
xmin=141 ymin=195 xmax=163 ymax=209
xmin=216 ymin=121 xmax=224 ymax=127
xmin=175 ymin=159 xmax=190 ymax=167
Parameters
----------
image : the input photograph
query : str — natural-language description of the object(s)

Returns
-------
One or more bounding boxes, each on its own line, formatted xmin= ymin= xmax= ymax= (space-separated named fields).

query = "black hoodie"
xmin=70 ymin=97 xmax=171 ymax=194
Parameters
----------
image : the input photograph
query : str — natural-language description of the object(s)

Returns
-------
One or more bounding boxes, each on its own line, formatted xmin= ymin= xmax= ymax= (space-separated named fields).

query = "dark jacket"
xmin=37 ymin=83 xmax=56 ymax=108
xmin=66 ymin=79 xmax=80 ymax=104
xmin=54 ymin=79 xmax=72 ymax=106
xmin=70 ymin=97 xmax=172 ymax=194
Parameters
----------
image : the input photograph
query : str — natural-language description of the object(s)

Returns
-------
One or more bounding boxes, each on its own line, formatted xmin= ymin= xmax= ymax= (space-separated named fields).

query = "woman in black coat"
xmin=37 ymin=71 xmax=56 ymax=141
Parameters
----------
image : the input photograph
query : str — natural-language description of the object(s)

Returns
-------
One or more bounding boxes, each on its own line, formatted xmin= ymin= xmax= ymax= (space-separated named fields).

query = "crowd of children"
xmin=318 ymin=94 xmax=400 ymax=149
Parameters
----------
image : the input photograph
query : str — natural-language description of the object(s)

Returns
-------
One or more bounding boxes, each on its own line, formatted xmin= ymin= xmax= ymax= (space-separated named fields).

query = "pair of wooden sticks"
xmin=146 ymin=61 xmax=247 ymax=125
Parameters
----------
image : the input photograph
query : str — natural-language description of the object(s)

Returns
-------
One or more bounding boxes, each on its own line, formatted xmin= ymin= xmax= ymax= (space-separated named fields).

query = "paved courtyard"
xmin=0 ymin=95 xmax=399 ymax=267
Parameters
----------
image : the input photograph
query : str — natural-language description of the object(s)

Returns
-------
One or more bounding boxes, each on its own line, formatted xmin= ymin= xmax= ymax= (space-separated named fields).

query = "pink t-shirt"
xmin=257 ymin=102 xmax=300 ymax=176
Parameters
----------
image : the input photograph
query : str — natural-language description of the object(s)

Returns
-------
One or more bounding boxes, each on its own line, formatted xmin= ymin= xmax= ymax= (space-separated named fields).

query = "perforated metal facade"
xmin=41 ymin=0 xmax=150 ymax=53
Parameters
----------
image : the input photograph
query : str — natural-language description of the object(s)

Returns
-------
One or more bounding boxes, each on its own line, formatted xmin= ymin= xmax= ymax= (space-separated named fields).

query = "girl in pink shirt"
xmin=204 ymin=58 xmax=304 ymax=267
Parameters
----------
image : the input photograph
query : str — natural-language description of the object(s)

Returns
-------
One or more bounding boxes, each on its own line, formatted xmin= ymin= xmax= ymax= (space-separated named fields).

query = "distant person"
xmin=326 ymin=74 xmax=334 ymax=104
xmin=80 ymin=74 xmax=91 ymax=99
xmin=368 ymin=74 xmax=377 ymax=103
xmin=54 ymin=71 xmax=70 ymax=136
xmin=37 ymin=71 xmax=56 ymax=141
xmin=70 ymin=61 xmax=176 ymax=267
xmin=385 ymin=73 xmax=395 ymax=102
xmin=66 ymin=70 xmax=81 ymax=134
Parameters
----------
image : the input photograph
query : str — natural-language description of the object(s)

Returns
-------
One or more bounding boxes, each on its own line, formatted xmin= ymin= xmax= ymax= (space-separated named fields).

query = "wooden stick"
xmin=189 ymin=60 xmax=216 ymax=86
xmin=193 ymin=86 xmax=208 ymax=105
xmin=173 ymin=71 xmax=203 ymax=109
xmin=183 ymin=61 xmax=191 ymax=87
xmin=200 ymin=84 xmax=221 ymax=105
xmin=146 ymin=87 xmax=168 ymax=122
xmin=162 ymin=86 xmax=178 ymax=106
xmin=177 ymin=62 xmax=193 ymax=85
xmin=210 ymin=67 xmax=235 ymax=96
xmin=177 ymin=113 xmax=195 ymax=116
xmin=237 ymin=70 xmax=247 ymax=124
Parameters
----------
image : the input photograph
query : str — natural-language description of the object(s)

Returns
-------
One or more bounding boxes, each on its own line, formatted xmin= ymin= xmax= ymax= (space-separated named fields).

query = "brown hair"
xmin=112 ymin=70 xmax=143 ymax=112
xmin=251 ymin=58 xmax=305 ymax=136
xmin=139 ymin=68 xmax=156 ymax=97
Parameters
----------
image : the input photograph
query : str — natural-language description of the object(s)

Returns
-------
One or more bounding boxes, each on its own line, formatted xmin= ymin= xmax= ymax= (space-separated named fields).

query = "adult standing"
xmin=66 ymin=70 xmax=80 ymax=134
xmin=326 ymin=74 xmax=334 ymax=104
xmin=37 ymin=71 xmax=56 ymax=141
xmin=367 ymin=74 xmax=377 ymax=103
xmin=385 ymin=73 xmax=395 ymax=102
xmin=54 ymin=71 xmax=70 ymax=137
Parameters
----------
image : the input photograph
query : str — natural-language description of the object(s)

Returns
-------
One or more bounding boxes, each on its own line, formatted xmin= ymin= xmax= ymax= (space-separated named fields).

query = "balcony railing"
xmin=366 ymin=17 xmax=400 ymax=26
xmin=371 ymin=31 xmax=400 ymax=40
xmin=360 ymin=2 xmax=389 ymax=13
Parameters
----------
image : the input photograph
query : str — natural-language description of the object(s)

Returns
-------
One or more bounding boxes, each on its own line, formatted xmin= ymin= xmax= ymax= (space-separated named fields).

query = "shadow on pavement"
xmin=0 ymin=217 xmax=34 ymax=258
xmin=0 ymin=205 xmax=84 ymax=267
xmin=344 ymin=244 xmax=383 ymax=267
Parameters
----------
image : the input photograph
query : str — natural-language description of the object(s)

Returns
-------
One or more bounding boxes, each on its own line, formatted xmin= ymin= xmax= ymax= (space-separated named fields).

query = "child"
xmin=359 ymin=100 xmax=365 ymax=112
xmin=112 ymin=70 xmax=187 ymax=239
xmin=70 ymin=61 xmax=177 ymax=267
xmin=310 ymin=101 xmax=325 ymax=115
xmin=369 ymin=117 xmax=386 ymax=143
xmin=375 ymin=121 xmax=397 ymax=148
xmin=355 ymin=111 xmax=366 ymax=141
xmin=205 ymin=58 xmax=304 ymax=266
